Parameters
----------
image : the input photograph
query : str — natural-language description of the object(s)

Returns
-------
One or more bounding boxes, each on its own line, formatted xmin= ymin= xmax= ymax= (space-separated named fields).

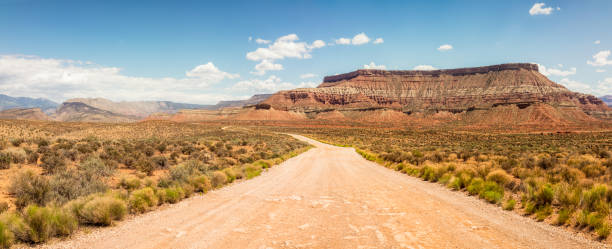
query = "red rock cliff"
xmin=263 ymin=63 xmax=610 ymax=116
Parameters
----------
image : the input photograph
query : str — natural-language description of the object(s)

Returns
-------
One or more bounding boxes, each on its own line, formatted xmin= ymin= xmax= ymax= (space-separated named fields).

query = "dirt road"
xmin=38 ymin=135 xmax=606 ymax=249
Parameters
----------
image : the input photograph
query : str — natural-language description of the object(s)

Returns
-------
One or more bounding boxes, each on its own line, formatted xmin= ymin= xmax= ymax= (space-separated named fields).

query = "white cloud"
xmin=251 ymin=60 xmax=283 ymax=75
xmin=595 ymin=40 xmax=601 ymax=45
xmin=596 ymin=69 xmax=606 ymax=73
xmin=231 ymin=75 xmax=317 ymax=93
xmin=335 ymin=38 xmax=351 ymax=45
xmin=537 ymin=64 xmax=576 ymax=77
xmin=0 ymin=55 xmax=238 ymax=104
xmin=246 ymin=34 xmax=325 ymax=75
xmin=373 ymin=38 xmax=384 ymax=44
xmin=351 ymin=33 xmax=370 ymax=45
xmin=248 ymin=36 xmax=252 ymax=41
xmin=336 ymin=33 xmax=372 ymax=45
xmin=587 ymin=50 xmax=612 ymax=66
xmin=437 ymin=44 xmax=453 ymax=52
xmin=363 ymin=62 xmax=386 ymax=70
xmin=255 ymin=38 xmax=271 ymax=44
xmin=310 ymin=40 xmax=326 ymax=49
xmin=529 ymin=3 xmax=554 ymax=16
xmin=559 ymin=78 xmax=592 ymax=93
xmin=413 ymin=65 xmax=438 ymax=71
xmin=300 ymin=73 xmax=316 ymax=79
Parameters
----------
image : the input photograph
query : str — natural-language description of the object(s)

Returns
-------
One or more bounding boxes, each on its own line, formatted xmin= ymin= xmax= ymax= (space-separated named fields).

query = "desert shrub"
xmin=503 ymin=199 xmax=516 ymax=211
xmin=211 ymin=171 xmax=227 ymax=188
xmin=479 ymin=181 xmax=504 ymax=204
xmin=80 ymin=156 xmax=115 ymax=178
xmin=35 ymin=138 xmax=49 ymax=148
xmin=486 ymin=169 xmax=512 ymax=187
xmin=534 ymin=184 xmax=554 ymax=208
xmin=188 ymin=175 xmax=211 ymax=193
xmin=10 ymin=170 xmax=51 ymax=209
xmin=143 ymin=146 xmax=155 ymax=157
xmin=128 ymin=187 xmax=158 ymax=213
xmin=223 ymin=168 xmax=236 ymax=183
xmin=0 ymin=220 xmax=13 ymax=249
xmin=244 ymin=165 xmax=261 ymax=179
xmin=556 ymin=209 xmax=572 ymax=225
xmin=583 ymin=184 xmax=610 ymax=215
xmin=151 ymin=156 xmax=168 ymax=169
xmin=535 ymin=205 xmax=552 ymax=221
xmin=0 ymin=153 xmax=10 ymax=170
xmin=10 ymin=138 xmax=24 ymax=147
xmin=160 ymin=187 xmax=183 ymax=204
xmin=597 ymin=222 xmax=611 ymax=239
xmin=587 ymin=212 xmax=605 ymax=229
xmin=466 ymin=178 xmax=484 ymax=195
xmin=119 ymin=177 xmax=141 ymax=191
xmin=40 ymin=152 xmax=66 ymax=174
xmin=135 ymin=157 xmax=155 ymax=176
xmin=555 ymin=183 xmax=581 ymax=208
xmin=49 ymin=170 xmax=108 ymax=204
xmin=22 ymin=205 xmax=77 ymax=243
xmin=0 ymin=212 xmax=28 ymax=242
xmin=68 ymin=195 xmax=127 ymax=226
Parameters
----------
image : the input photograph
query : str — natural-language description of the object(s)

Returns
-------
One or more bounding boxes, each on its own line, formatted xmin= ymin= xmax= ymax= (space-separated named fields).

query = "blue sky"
xmin=0 ymin=0 xmax=611 ymax=104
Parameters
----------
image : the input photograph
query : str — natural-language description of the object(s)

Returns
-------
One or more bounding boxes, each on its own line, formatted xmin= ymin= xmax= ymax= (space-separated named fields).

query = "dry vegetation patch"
xmin=0 ymin=120 xmax=309 ymax=247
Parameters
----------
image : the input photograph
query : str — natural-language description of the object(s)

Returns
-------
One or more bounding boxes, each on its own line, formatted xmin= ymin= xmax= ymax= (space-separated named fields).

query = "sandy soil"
xmin=33 ymin=135 xmax=608 ymax=249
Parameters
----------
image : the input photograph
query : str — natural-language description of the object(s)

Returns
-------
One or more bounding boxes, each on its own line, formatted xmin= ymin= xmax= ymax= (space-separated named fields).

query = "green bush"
xmin=223 ymin=168 xmax=236 ymax=183
xmin=535 ymin=205 xmax=552 ymax=221
xmin=583 ymin=185 xmax=609 ymax=215
xmin=68 ymin=195 xmax=127 ymax=226
xmin=128 ymin=187 xmax=158 ymax=213
xmin=467 ymin=178 xmax=484 ymax=195
xmin=244 ymin=165 xmax=262 ymax=179
xmin=188 ymin=175 xmax=211 ymax=193
xmin=556 ymin=209 xmax=572 ymax=225
xmin=485 ymin=169 xmax=512 ymax=187
xmin=119 ymin=177 xmax=141 ymax=191
xmin=0 ymin=221 xmax=14 ymax=249
xmin=0 ymin=212 xmax=28 ymax=242
xmin=503 ymin=199 xmax=516 ymax=211
xmin=160 ymin=187 xmax=183 ymax=204
xmin=479 ymin=181 xmax=504 ymax=204
xmin=22 ymin=205 xmax=77 ymax=243
xmin=597 ymin=222 xmax=611 ymax=239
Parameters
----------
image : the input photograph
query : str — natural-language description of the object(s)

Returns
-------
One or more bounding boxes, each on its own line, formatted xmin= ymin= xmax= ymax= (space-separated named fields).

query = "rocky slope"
xmin=65 ymin=98 xmax=211 ymax=118
xmin=0 ymin=108 xmax=50 ymax=120
xmin=54 ymin=102 xmax=139 ymax=122
xmin=263 ymin=63 xmax=610 ymax=118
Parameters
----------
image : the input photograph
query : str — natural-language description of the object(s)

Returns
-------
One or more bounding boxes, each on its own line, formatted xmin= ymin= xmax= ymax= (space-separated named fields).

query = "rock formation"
xmin=263 ymin=63 xmax=610 ymax=118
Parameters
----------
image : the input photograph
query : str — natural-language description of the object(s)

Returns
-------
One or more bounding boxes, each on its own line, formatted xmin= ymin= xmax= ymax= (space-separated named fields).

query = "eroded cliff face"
xmin=263 ymin=63 xmax=610 ymax=116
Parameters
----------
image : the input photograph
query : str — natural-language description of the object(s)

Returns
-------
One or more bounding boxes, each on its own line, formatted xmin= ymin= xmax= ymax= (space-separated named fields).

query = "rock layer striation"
xmin=263 ymin=63 xmax=610 ymax=116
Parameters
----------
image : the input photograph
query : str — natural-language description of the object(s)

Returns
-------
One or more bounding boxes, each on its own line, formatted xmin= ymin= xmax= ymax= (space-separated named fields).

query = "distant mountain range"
xmin=601 ymin=95 xmax=612 ymax=107
xmin=0 ymin=94 xmax=272 ymax=122
xmin=0 ymin=94 xmax=58 ymax=113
